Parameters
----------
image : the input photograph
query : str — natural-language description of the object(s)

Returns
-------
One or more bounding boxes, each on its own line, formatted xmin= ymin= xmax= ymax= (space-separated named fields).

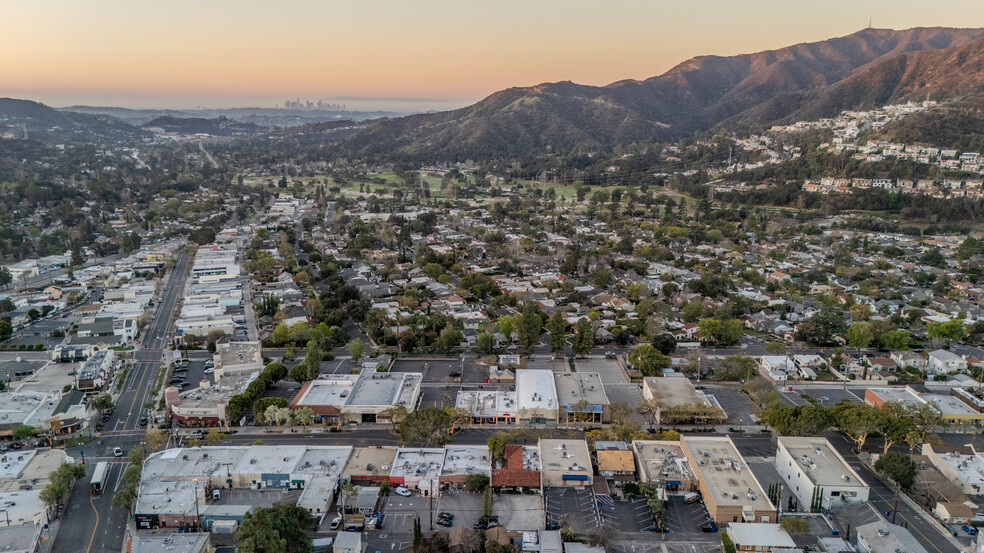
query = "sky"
xmin=3 ymin=0 xmax=984 ymax=110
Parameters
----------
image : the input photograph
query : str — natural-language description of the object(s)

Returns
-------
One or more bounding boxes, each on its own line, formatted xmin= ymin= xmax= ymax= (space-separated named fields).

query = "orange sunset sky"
xmin=3 ymin=0 xmax=984 ymax=110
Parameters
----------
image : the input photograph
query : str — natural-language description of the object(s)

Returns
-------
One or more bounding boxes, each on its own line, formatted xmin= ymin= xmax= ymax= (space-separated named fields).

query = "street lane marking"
xmin=86 ymin=490 xmax=100 ymax=553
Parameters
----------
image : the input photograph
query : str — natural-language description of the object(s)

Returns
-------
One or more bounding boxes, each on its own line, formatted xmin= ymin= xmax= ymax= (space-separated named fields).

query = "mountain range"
xmin=7 ymin=27 xmax=984 ymax=159
xmin=340 ymin=27 xmax=984 ymax=160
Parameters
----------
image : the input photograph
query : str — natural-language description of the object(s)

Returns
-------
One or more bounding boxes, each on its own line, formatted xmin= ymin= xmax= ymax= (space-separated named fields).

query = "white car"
xmin=113 ymin=447 xmax=123 ymax=457
xmin=395 ymin=486 xmax=412 ymax=497
xmin=329 ymin=517 xmax=341 ymax=530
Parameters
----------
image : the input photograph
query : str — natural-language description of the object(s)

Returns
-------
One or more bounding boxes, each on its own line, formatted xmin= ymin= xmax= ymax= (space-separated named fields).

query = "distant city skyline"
xmin=5 ymin=1 xmax=984 ymax=110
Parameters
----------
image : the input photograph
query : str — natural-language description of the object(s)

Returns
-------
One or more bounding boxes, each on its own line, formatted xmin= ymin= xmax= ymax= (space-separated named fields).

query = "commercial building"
xmin=865 ymin=386 xmax=984 ymax=423
xmin=213 ymin=342 xmax=263 ymax=384
xmin=132 ymin=532 xmax=211 ymax=553
xmin=290 ymin=369 xmax=422 ymax=422
xmin=342 ymin=447 xmax=399 ymax=486
xmin=921 ymin=443 xmax=984 ymax=495
xmin=77 ymin=350 xmax=116 ymax=392
xmin=553 ymin=372 xmax=610 ymax=424
xmin=390 ymin=448 xmax=444 ymax=496
xmin=538 ymin=439 xmax=592 ymax=487
xmin=774 ymin=437 xmax=869 ymax=510
xmin=631 ymin=440 xmax=697 ymax=492
xmin=440 ymin=445 xmax=491 ymax=488
xmin=855 ymin=520 xmax=928 ymax=553
xmin=455 ymin=390 xmax=518 ymax=425
xmin=136 ymin=446 xmax=352 ymax=529
xmin=516 ymin=370 xmax=558 ymax=426
xmin=681 ymin=436 xmax=775 ymax=524
xmin=726 ymin=523 xmax=796 ymax=552
xmin=491 ymin=444 xmax=541 ymax=491
xmin=641 ymin=375 xmax=719 ymax=426
xmin=594 ymin=442 xmax=636 ymax=481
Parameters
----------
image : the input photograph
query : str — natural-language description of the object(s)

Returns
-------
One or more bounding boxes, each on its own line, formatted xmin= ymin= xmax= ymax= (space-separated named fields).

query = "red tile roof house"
xmin=491 ymin=444 xmax=541 ymax=491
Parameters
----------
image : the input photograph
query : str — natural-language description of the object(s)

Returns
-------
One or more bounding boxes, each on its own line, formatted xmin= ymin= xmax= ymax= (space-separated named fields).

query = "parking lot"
xmin=701 ymin=384 xmax=759 ymax=424
xmin=418 ymin=386 xmax=457 ymax=409
xmin=799 ymin=387 xmax=861 ymax=406
xmin=524 ymin=357 xmax=568 ymax=373
xmin=663 ymin=495 xmax=713 ymax=535
xmin=597 ymin=496 xmax=654 ymax=532
xmin=492 ymin=493 xmax=543 ymax=531
xmin=573 ymin=357 xmax=628 ymax=385
xmin=391 ymin=358 xmax=463 ymax=383
xmin=545 ymin=487 xmax=598 ymax=534
xmin=780 ymin=391 xmax=810 ymax=407
xmin=382 ymin=494 xmax=432 ymax=534
xmin=435 ymin=490 xmax=486 ymax=530
xmin=172 ymin=358 xmax=209 ymax=391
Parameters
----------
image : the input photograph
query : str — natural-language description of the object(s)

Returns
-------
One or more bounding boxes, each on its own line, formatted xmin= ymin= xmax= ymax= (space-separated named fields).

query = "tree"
xmin=637 ymin=398 xmax=661 ymax=429
xmin=264 ymin=363 xmax=287 ymax=383
xmin=874 ymin=451 xmax=916 ymax=490
xmin=547 ymin=312 xmax=567 ymax=355
xmin=698 ymin=318 xmax=721 ymax=343
xmin=206 ymin=428 xmax=225 ymax=445
xmin=435 ymin=326 xmax=464 ymax=354
xmin=957 ymin=236 xmax=980 ymax=263
xmin=265 ymin=406 xmax=291 ymax=428
xmin=497 ymin=316 xmax=515 ymax=345
xmin=399 ymin=407 xmax=453 ymax=446
xmin=880 ymin=330 xmax=912 ymax=351
xmin=253 ymin=398 xmax=289 ymax=424
xmin=516 ymin=302 xmax=542 ymax=353
xmin=145 ymin=428 xmax=168 ymax=452
xmin=292 ymin=407 xmax=316 ymax=429
xmin=0 ymin=266 xmax=11 ymax=289
xmin=795 ymin=306 xmax=846 ymax=345
xmin=0 ymin=320 xmax=11 ymax=341
xmin=780 ymin=517 xmax=810 ymax=536
xmin=765 ymin=342 xmax=787 ymax=355
xmin=846 ymin=322 xmax=873 ymax=353
xmin=28 ymin=308 xmax=40 ymax=321
xmin=290 ymin=364 xmax=312 ymax=383
xmin=715 ymin=354 xmax=758 ymax=381
xmin=628 ymin=344 xmax=669 ymax=377
xmin=651 ymin=333 xmax=676 ymax=355
xmin=719 ymin=319 xmax=743 ymax=345
xmin=848 ymin=303 xmax=872 ymax=322
xmin=379 ymin=405 xmax=409 ymax=433
xmin=236 ymin=502 xmax=314 ymax=553
xmin=572 ymin=318 xmax=594 ymax=357
xmin=465 ymin=473 xmax=490 ymax=493
xmin=928 ymin=319 xmax=965 ymax=346
xmin=487 ymin=434 xmax=507 ymax=463
xmin=834 ymin=403 xmax=885 ymax=453
xmin=347 ymin=338 xmax=364 ymax=360
xmin=12 ymin=424 xmax=35 ymax=440
xmin=91 ymin=393 xmax=114 ymax=412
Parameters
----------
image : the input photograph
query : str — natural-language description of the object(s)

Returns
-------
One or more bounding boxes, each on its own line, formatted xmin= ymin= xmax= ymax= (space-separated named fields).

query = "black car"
xmin=545 ymin=521 xmax=560 ymax=530
xmin=436 ymin=518 xmax=452 ymax=527
xmin=10 ymin=442 xmax=22 ymax=450
xmin=101 ymin=414 xmax=111 ymax=423
xmin=438 ymin=512 xmax=454 ymax=521
xmin=138 ymin=417 xmax=148 ymax=427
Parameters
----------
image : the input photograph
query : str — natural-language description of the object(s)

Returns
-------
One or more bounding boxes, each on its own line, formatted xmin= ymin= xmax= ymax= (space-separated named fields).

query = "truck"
xmin=684 ymin=492 xmax=701 ymax=504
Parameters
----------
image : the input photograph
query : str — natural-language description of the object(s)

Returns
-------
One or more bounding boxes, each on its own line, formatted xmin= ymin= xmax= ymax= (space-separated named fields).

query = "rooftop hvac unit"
xmin=842 ymin=474 xmax=851 ymax=482
xmin=250 ymin=459 xmax=256 ymax=464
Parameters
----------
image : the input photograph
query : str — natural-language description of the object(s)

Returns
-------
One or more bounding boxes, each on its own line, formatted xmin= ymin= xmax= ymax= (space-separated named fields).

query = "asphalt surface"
xmin=51 ymin=461 xmax=128 ymax=553
xmin=54 ymin=251 xmax=190 ymax=553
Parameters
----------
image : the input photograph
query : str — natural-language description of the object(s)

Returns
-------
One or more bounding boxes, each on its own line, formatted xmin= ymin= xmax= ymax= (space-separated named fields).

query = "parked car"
xmin=604 ymin=351 xmax=617 ymax=359
xmin=436 ymin=518 xmax=452 ymax=527
xmin=329 ymin=517 xmax=341 ymax=530
xmin=963 ymin=525 xmax=978 ymax=536
xmin=10 ymin=442 xmax=22 ymax=450
xmin=394 ymin=487 xmax=412 ymax=497
xmin=101 ymin=414 xmax=111 ymax=423
xmin=438 ymin=512 xmax=454 ymax=521
xmin=113 ymin=447 xmax=123 ymax=457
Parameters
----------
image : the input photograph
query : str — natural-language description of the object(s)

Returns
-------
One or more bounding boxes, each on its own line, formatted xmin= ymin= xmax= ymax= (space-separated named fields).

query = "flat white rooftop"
xmin=538 ymin=439 xmax=591 ymax=473
xmin=778 ymin=437 xmax=867 ymax=488
xmin=517 ymin=370 xmax=558 ymax=412
xmin=682 ymin=436 xmax=773 ymax=511
xmin=442 ymin=445 xmax=491 ymax=477
xmin=391 ymin=448 xmax=444 ymax=479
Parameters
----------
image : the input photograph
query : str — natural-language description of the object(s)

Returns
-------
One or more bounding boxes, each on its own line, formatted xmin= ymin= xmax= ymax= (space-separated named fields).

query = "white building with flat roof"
xmin=516 ymin=370 xmax=558 ymax=426
xmin=290 ymin=369 xmax=422 ymax=420
xmin=538 ymin=439 xmax=592 ymax=487
xmin=390 ymin=448 xmax=443 ymax=496
xmin=775 ymin=437 xmax=869 ymax=510
xmin=681 ymin=436 xmax=775 ymax=524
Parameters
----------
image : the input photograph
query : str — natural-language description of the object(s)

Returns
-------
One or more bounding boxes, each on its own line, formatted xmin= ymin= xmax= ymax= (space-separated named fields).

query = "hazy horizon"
xmin=6 ymin=1 xmax=984 ymax=110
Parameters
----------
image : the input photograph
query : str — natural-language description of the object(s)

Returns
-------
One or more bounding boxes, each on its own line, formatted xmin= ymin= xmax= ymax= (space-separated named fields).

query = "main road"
xmin=52 ymin=250 xmax=191 ymax=553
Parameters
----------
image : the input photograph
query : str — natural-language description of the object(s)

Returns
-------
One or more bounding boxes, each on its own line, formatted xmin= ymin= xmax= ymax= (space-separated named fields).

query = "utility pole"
xmin=891 ymin=481 xmax=900 ymax=524
xmin=429 ymin=490 xmax=434 ymax=531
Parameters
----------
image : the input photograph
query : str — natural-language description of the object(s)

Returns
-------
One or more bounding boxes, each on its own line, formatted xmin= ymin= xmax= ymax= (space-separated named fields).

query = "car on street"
xmin=604 ymin=351 xmax=617 ymax=359
xmin=101 ymin=414 xmax=111 ymax=423
xmin=329 ymin=517 xmax=341 ymax=530
xmin=436 ymin=518 xmax=452 ymax=527
xmin=114 ymin=447 xmax=123 ymax=457
xmin=10 ymin=442 xmax=22 ymax=450
xmin=394 ymin=486 xmax=412 ymax=497
xmin=138 ymin=416 xmax=148 ymax=427
xmin=438 ymin=512 xmax=454 ymax=520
